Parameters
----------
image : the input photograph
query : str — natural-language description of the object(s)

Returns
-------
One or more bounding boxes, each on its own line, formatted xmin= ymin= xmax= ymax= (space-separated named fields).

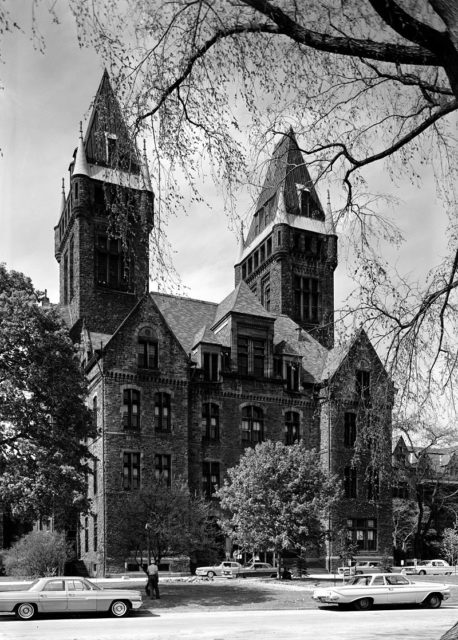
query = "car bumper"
xmin=131 ymin=601 xmax=143 ymax=610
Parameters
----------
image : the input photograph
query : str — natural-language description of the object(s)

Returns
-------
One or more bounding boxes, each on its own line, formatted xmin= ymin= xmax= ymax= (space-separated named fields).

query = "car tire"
xmin=424 ymin=594 xmax=442 ymax=609
xmin=419 ymin=570 xmax=426 ymax=575
xmin=354 ymin=597 xmax=373 ymax=611
xmin=110 ymin=600 xmax=129 ymax=617
xmin=207 ymin=571 xmax=215 ymax=578
xmin=16 ymin=603 xmax=36 ymax=620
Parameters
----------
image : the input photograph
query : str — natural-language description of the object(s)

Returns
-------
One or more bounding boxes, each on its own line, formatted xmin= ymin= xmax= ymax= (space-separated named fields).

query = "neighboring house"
xmin=50 ymin=72 xmax=394 ymax=576
xmin=392 ymin=436 xmax=458 ymax=554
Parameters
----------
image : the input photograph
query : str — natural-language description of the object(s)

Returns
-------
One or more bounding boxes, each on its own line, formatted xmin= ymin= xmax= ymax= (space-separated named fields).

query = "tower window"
xmin=63 ymin=252 xmax=69 ymax=304
xmin=241 ymin=406 xmax=264 ymax=443
xmin=155 ymin=454 xmax=171 ymax=485
xmin=122 ymin=451 xmax=140 ymax=490
xmin=284 ymin=411 xmax=300 ymax=445
xmin=122 ymin=389 xmax=140 ymax=430
xmin=154 ymin=392 xmax=171 ymax=432
xmin=202 ymin=461 xmax=220 ymax=499
xmin=69 ymin=237 xmax=75 ymax=301
xmin=344 ymin=412 xmax=357 ymax=447
xmin=95 ymin=234 xmax=129 ymax=290
xmin=202 ymin=403 xmax=220 ymax=441
xmin=293 ymin=276 xmax=321 ymax=322
xmin=356 ymin=370 xmax=370 ymax=400
xmin=344 ymin=466 xmax=357 ymax=499
xmin=261 ymin=275 xmax=271 ymax=311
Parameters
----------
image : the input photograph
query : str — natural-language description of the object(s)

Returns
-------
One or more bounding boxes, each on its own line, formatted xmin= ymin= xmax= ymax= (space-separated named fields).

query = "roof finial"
xmin=79 ymin=121 xmax=83 ymax=139
xmin=141 ymin=139 xmax=152 ymax=191
xmin=60 ymin=178 xmax=66 ymax=213
xmin=61 ymin=177 xmax=65 ymax=194
xmin=325 ymin=189 xmax=336 ymax=235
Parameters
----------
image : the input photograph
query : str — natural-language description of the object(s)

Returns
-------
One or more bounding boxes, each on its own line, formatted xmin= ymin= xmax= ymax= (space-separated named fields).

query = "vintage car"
xmin=338 ymin=561 xmax=385 ymax=576
xmin=222 ymin=562 xmax=277 ymax=578
xmin=0 ymin=576 xmax=143 ymax=619
xmin=401 ymin=559 xmax=454 ymax=576
xmin=195 ymin=561 xmax=242 ymax=578
xmin=312 ymin=573 xmax=450 ymax=610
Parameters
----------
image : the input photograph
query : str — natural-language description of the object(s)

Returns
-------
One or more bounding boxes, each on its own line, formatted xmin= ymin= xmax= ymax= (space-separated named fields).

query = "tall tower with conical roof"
xmin=54 ymin=71 xmax=154 ymax=336
xmin=234 ymin=130 xmax=337 ymax=348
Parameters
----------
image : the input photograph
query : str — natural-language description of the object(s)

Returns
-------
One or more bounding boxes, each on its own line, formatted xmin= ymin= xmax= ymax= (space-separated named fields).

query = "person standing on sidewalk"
xmin=147 ymin=561 xmax=160 ymax=599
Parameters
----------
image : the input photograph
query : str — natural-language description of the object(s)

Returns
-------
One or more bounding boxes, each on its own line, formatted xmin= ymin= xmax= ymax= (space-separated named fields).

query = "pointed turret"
xmin=60 ymin=178 xmax=66 ymax=214
xmin=73 ymin=125 xmax=90 ymax=177
xmin=325 ymin=190 xmax=336 ymax=235
xmin=237 ymin=222 xmax=245 ymax=262
xmin=141 ymin=140 xmax=153 ymax=191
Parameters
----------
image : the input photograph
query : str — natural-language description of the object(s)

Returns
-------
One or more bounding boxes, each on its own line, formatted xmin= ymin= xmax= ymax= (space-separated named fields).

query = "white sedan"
xmin=0 ymin=576 xmax=142 ymax=619
xmin=195 ymin=561 xmax=242 ymax=578
xmin=312 ymin=573 xmax=450 ymax=610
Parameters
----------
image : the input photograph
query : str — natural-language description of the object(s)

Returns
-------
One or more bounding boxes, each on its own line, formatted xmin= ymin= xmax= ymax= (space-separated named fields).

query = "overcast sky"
xmin=0 ymin=3 xmax=450 ymax=313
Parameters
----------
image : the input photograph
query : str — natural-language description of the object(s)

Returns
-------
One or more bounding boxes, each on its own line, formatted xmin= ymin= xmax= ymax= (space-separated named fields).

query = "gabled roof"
xmin=212 ymin=281 xmax=275 ymax=328
xmin=192 ymin=324 xmax=222 ymax=349
xmin=150 ymin=292 xmax=218 ymax=355
xmin=273 ymin=315 xmax=328 ymax=383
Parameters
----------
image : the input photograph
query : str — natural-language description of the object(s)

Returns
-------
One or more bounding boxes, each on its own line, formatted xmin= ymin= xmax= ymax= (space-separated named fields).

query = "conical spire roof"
xmin=73 ymin=130 xmax=90 ymax=177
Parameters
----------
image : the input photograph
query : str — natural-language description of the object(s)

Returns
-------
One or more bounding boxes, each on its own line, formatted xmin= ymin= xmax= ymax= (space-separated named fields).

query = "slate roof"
xmin=273 ymin=315 xmax=328 ymax=383
xmin=245 ymin=129 xmax=325 ymax=246
xmin=212 ymin=281 xmax=275 ymax=328
xmin=150 ymin=292 xmax=218 ymax=355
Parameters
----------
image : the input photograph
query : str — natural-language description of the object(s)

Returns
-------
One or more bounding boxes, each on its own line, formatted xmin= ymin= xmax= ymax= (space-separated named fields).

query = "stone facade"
xmin=54 ymin=73 xmax=394 ymax=577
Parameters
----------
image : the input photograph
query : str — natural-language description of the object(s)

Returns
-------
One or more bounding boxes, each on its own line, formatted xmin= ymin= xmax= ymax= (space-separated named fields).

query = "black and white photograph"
xmin=0 ymin=2 xmax=457 ymax=639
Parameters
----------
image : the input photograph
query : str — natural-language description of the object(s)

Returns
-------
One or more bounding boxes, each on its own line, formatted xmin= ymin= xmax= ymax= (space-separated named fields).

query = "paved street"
xmin=1 ymin=606 xmax=458 ymax=640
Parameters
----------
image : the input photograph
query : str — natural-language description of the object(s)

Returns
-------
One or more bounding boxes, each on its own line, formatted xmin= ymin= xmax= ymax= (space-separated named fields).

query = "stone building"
xmin=54 ymin=72 xmax=395 ymax=576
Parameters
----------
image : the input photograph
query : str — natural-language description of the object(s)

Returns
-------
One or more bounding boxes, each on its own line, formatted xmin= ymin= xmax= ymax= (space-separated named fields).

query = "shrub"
xmin=2 ymin=530 xmax=69 ymax=578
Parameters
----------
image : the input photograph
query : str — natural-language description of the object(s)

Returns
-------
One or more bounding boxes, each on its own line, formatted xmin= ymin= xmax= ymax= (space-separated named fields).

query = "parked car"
xmin=312 ymin=573 xmax=450 ymax=610
xmin=0 ymin=576 xmax=142 ymax=619
xmin=401 ymin=559 xmax=453 ymax=575
xmin=195 ymin=561 xmax=242 ymax=578
xmin=223 ymin=562 xmax=277 ymax=578
xmin=338 ymin=561 xmax=386 ymax=576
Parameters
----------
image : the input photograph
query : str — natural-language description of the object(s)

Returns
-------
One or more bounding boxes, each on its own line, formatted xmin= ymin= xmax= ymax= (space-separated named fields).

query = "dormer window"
xmin=203 ymin=352 xmax=219 ymax=381
xmin=105 ymin=133 xmax=118 ymax=165
xmin=237 ymin=335 xmax=266 ymax=377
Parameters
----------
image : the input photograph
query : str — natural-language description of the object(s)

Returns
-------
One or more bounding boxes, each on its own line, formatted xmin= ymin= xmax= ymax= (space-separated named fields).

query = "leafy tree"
xmin=109 ymin=477 xmax=216 ymax=572
xmin=217 ymin=441 xmax=342 ymax=576
xmin=1 ymin=530 xmax=70 ymax=578
xmin=392 ymin=498 xmax=419 ymax=561
xmin=0 ymin=264 xmax=94 ymax=525
xmin=441 ymin=527 xmax=458 ymax=566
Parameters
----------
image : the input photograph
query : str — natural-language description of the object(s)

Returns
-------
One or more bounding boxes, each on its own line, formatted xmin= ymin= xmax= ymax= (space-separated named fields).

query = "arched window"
xmin=122 ymin=389 xmax=140 ymax=429
xmin=202 ymin=403 xmax=219 ymax=441
xmin=155 ymin=392 xmax=171 ymax=432
xmin=284 ymin=411 xmax=300 ymax=445
xmin=137 ymin=328 xmax=158 ymax=369
xmin=241 ymin=406 xmax=264 ymax=444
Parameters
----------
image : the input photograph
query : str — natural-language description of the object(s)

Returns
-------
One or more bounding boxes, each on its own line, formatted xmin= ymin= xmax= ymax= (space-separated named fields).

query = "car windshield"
xmin=347 ymin=576 xmax=371 ymax=586
xmin=27 ymin=580 xmax=41 ymax=591
xmin=418 ymin=561 xmax=429 ymax=566
xmin=83 ymin=579 xmax=101 ymax=590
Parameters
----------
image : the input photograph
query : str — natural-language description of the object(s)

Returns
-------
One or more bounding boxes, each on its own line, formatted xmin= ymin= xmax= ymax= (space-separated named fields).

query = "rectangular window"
xmin=92 ymin=396 xmax=98 ymax=430
xmin=137 ymin=338 xmax=158 ymax=368
xmin=284 ymin=411 xmax=300 ymax=445
xmin=122 ymin=389 xmax=140 ymax=430
xmin=123 ymin=452 xmax=140 ymax=490
xmin=266 ymin=237 xmax=272 ymax=256
xmin=63 ymin=252 xmax=69 ymax=304
xmin=84 ymin=516 xmax=89 ymax=553
xmin=347 ymin=518 xmax=377 ymax=551
xmin=93 ymin=459 xmax=98 ymax=495
xmin=241 ymin=406 xmax=264 ymax=443
xmin=286 ymin=362 xmax=299 ymax=391
xmin=237 ymin=336 xmax=265 ymax=377
xmin=69 ymin=237 xmax=74 ymax=300
xmin=293 ymin=276 xmax=321 ymax=322
xmin=203 ymin=352 xmax=219 ymax=381
xmin=261 ymin=275 xmax=271 ymax=311
xmin=154 ymin=454 xmax=171 ymax=486
xmin=202 ymin=461 xmax=220 ymax=499
xmin=93 ymin=515 xmax=98 ymax=552
xmin=202 ymin=403 xmax=219 ymax=441
xmin=95 ymin=234 xmax=128 ymax=290
xmin=344 ymin=412 xmax=357 ymax=447
xmin=154 ymin=393 xmax=171 ymax=431
xmin=344 ymin=466 xmax=357 ymax=499
xmin=356 ymin=370 xmax=370 ymax=400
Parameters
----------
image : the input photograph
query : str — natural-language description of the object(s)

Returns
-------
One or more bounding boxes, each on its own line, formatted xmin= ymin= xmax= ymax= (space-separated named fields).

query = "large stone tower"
xmin=234 ymin=130 xmax=337 ymax=349
xmin=54 ymin=71 xmax=154 ymax=336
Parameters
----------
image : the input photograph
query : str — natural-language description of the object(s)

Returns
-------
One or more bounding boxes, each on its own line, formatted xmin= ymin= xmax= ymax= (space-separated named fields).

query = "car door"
xmin=66 ymin=578 xmax=97 ymax=612
xmin=385 ymin=574 xmax=416 ymax=604
xmin=368 ymin=575 xmax=391 ymax=604
xmin=39 ymin=579 xmax=68 ymax=613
